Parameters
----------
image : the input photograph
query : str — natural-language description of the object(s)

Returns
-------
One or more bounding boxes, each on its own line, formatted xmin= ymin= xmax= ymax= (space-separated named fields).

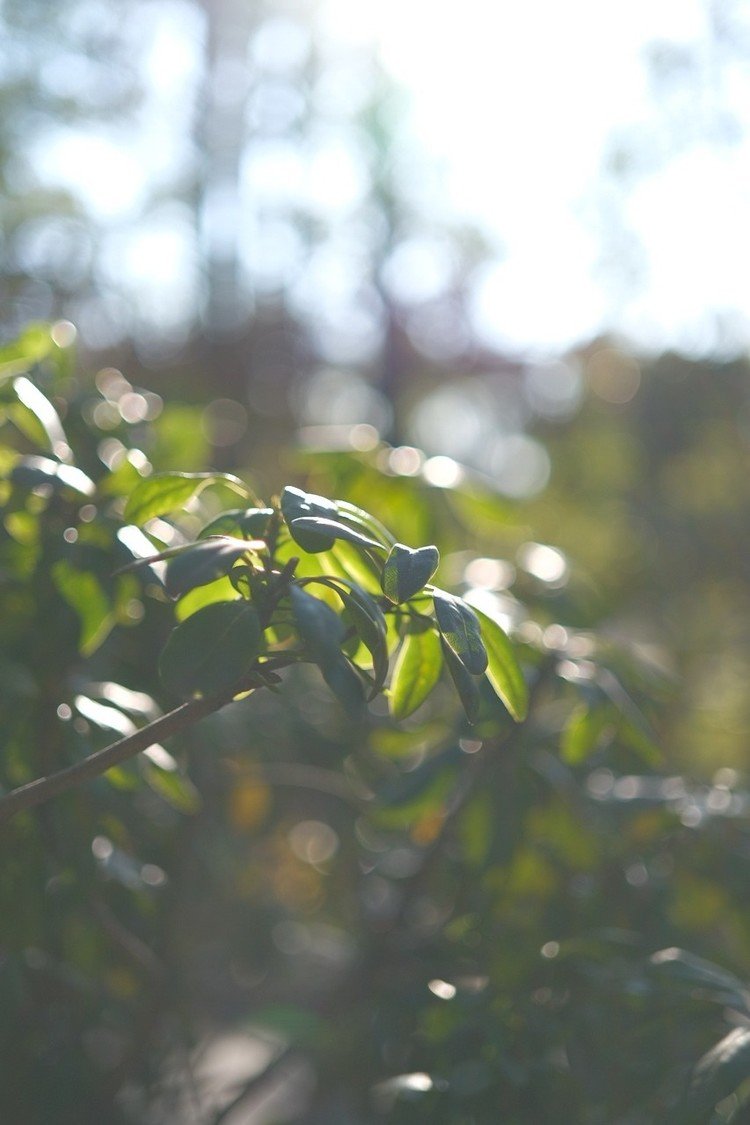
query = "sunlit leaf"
xmin=472 ymin=606 xmax=528 ymax=721
xmin=10 ymin=454 xmax=95 ymax=496
xmin=432 ymin=588 xmax=488 ymax=675
xmin=290 ymin=516 xmax=383 ymax=551
xmin=0 ymin=322 xmax=55 ymax=378
xmin=281 ymin=485 xmax=337 ymax=551
xmin=382 ymin=543 xmax=439 ymax=604
xmin=52 ymin=562 xmax=113 ymax=655
xmin=390 ymin=622 xmax=443 ymax=720
xmin=561 ymin=703 xmax=614 ymax=764
xmin=124 ymin=471 xmax=250 ymax=525
xmin=13 ymin=376 xmax=70 ymax=461
xmin=334 ymin=499 xmax=396 ymax=547
xmin=174 ymin=575 xmax=238 ymax=622
xmin=159 ymin=600 xmax=261 ymax=698
xmin=140 ymin=759 xmax=200 ymax=814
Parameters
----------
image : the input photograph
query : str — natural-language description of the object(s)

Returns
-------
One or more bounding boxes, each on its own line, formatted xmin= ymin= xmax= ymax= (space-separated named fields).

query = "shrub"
xmin=1 ymin=325 xmax=748 ymax=1123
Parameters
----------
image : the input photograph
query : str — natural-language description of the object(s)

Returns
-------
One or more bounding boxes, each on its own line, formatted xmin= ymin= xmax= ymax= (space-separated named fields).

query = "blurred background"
xmin=6 ymin=1 xmax=750 ymax=1120
xmin=5 ymin=0 xmax=750 ymax=771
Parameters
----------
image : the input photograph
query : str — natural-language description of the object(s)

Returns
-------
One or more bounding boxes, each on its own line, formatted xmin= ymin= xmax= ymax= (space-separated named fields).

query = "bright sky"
xmin=29 ymin=0 xmax=750 ymax=359
xmin=319 ymin=0 xmax=750 ymax=357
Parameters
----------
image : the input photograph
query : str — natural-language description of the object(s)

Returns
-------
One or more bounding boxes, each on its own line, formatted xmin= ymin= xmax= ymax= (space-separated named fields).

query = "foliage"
xmin=2 ymin=326 xmax=750 ymax=1123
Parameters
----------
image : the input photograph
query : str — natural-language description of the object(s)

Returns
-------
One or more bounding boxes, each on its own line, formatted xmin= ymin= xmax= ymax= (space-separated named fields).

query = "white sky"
xmin=29 ymin=0 xmax=750 ymax=359
xmin=319 ymin=0 xmax=750 ymax=357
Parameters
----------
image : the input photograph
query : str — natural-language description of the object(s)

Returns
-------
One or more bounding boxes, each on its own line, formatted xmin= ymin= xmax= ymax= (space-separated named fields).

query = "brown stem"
xmin=0 ymin=688 xmax=247 ymax=827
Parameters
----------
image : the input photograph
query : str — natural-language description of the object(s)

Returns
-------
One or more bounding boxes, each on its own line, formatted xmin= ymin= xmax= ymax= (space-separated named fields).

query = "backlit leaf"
xmin=382 ymin=543 xmax=439 ymax=604
xmin=52 ymin=562 xmax=113 ymax=655
xmin=390 ymin=622 xmax=443 ymax=720
xmin=124 ymin=471 xmax=250 ymax=525
xmin=10 ymin=454 xmax=94 ymax=496
xmin=281 ymin=485 xmax=337 ymax=551
xmin=290 ymin=516 xmax=383 ymax=552
xmin=433 ymin=589 xmax=488 ymax=675
xmin=472 ymin=606 xmax=528 ymax=721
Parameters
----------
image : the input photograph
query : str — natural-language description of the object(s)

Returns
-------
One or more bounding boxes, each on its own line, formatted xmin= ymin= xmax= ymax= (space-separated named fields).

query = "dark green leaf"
xmin=389 ymin=623 xmax=443 ymax=719
xmin=289 ymin=584 xmax=344 ymax=667
xmin=290 ymin=585 xmax=364 ymax=715
xmin=322 ymin=654 xmax=366 ymax=717
xmin=676 ymin=1028 xmax=750 ymax=1125
xmin=433 ymin=588 xmax=488 ymax=675
xmin=290 ymin=516 xmax=383 ymax=552
xmin=382 ymin=543 xmax=439 ymax=604
xmin=124 ymin=471 xmax=250 ymax=525
xmin=281 ymin=485 xmax=338 ymax=552
xmin=306 ymin=578 xmax=389 ymax=697
xmin=199 ymin=507 xmax=274 ymax=539
xmin=10 ymin=454 xmax=94 ymax=496
xmin=164 ymin=537 xmax=259 ymax=600
xmin=441 ymin=638 xmax=481 ymax=723
xmin=649 ymin=947 xmax=750 ymax=1014
xmin=159 ymin=600 xmax=262 ymax=698
xmin=473 ymin=606 xmax=528 ymax=721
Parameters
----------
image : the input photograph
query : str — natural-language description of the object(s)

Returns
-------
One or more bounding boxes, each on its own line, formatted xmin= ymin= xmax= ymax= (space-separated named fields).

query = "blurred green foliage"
xmin=3 ymin=326 xmax=750 ymax=1125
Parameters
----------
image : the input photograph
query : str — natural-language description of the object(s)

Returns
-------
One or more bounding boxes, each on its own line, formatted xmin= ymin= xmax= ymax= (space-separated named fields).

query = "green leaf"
xmin=124 ymin=471 xmax=250 ymax=525
xmin=441 ymin=638 xmax=481 ymax=724
xmin=289 ymin=584 xmax=344 ymax=666
xmin=321 ymin=654 xmax=366 ymax=717
xmin=304 ymin=577 xmax=389 ymax=697
xmin=676 ymin=1028 xmax=750 ymax=1125
xmin=198 ymin=507 xmax=274 ymax=539
xmin=140 ymin=758 xmax=200 ymax=814
xmin=10 ymin=454 xmax=95 ymax=496
xmin=334 ymin=499 xmax=396 ymax=547
xmin=432 ymin=589 xmax=488 ymax=675
xmin=52 ymin=562 xmax=113 ymax=656
xmin=0 ymin=322 xmax=56 ymax=378
xmin=164 ymin=537 xmax=259 ymax=600
xmin=389 ymin=622 xmax=443 ymax=720
xmin=159 ymin=600 xmax=262 ymax=698
xmin=281 ymin=486 xmax=338 ymax=552
xmin=561 ymin=704 xmax=614 ymax=764
xmin=472 ymin=606 xmax=528 ymax=721
xmin=290 ymin=516 xmax=383 ymax=552
xmin=174 ymin=575 xmax=238 ymax=622
xmin=290 ymin=584 xmax=364 ymax=715
xmin=382 ymin=543 xmax=439 ymax=604
xmin=13 ymin=376 xmax=70 ymax=461
xmin=649 ymin=947 xmax=750 ymax=1013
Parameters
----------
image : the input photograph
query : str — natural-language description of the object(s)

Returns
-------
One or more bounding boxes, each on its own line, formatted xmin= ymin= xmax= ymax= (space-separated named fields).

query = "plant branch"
xmin=0 ymin=686 xmax=250 ymax=827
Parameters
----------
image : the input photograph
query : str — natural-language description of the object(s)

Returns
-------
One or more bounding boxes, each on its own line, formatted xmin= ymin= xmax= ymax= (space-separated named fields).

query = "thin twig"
xmin=0 ymin=688 xmax=247 ymax=826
